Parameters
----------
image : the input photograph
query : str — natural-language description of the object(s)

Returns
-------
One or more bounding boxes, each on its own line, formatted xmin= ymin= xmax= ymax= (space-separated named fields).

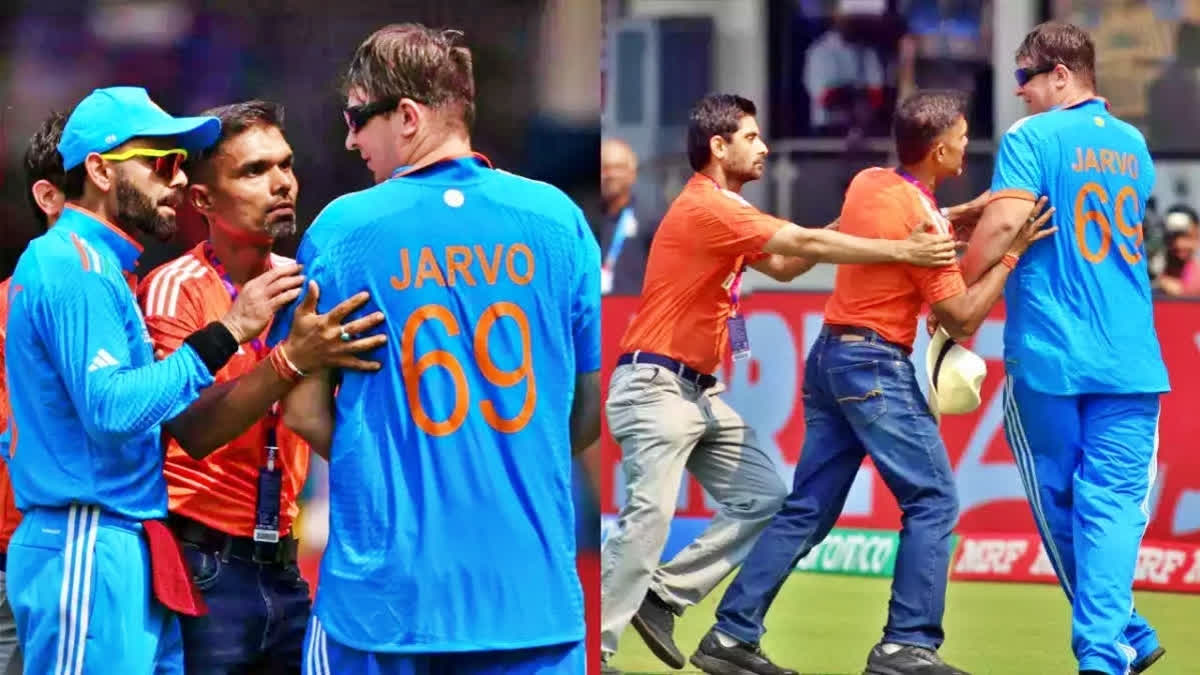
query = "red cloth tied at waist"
xmin=142 ymin=519 xmax=208 ymax=617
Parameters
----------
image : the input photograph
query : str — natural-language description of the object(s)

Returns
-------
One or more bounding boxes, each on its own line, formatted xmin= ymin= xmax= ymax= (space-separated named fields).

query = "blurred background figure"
xmin=1149 ymin=18 xmax=1200 ymax=152
xmin=1155 ymin=204 xmax=1200 ymax=296
xmin=803 ymin=0 xmax=887 ymax=138
xmin=596 ymin=137 xmax=659 ymax=296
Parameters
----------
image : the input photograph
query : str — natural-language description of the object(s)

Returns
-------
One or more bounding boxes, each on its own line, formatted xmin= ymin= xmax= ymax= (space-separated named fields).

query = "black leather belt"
xmin=617 ymin=351 xmax=717 ymax=389
xmin=823 ymin=324 xmax=912 ymax=355
xmin=168 ymin=514 xmax=297 ymax=567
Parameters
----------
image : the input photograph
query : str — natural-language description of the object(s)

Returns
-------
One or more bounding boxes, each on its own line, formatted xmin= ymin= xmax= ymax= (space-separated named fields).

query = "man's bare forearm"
xmin=961 ymin=228 xmax=1014 ymax=285
xmin=282 ymin=371 xmax=334 ymax=460
xmin=752 ymin=254 xmax=818 ymax=281
xmin=165 ymin=358 xmax=294 ymax=458
xmin=961 ymin=198 xmax=1034 ymax=284
xmin=936 ymin=261 xmax=1013 ymax=339
xmin=765 ymin=225 xmax=904 ymax=264
xmin=570 ymin=372 xmax=601 ymax=455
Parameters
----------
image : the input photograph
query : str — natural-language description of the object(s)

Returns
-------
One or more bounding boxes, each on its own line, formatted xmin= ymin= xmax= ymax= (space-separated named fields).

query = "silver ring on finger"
xmin=339 ymin=328 xmax=352 ymax=342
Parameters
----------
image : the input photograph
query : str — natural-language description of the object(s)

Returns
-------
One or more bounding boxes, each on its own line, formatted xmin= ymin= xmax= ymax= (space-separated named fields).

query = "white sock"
xmin=880 ymin=642 xmax=905 ymax=655
xmin=715 ymin=630 xmax=742 ymax=648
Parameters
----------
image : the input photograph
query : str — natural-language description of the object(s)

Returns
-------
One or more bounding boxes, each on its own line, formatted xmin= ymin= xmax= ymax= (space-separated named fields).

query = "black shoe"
xmin=631 ymin=590 xmax=685 ymax=669
xmin=864 ymin=643 xmax=970 ymax=675
xmin=689 ymin=629 xmax=799 ymax=675
xmin=601 ymin=654 xmax=623 ymax=675
xmin=1133 ymin=646 xmax=1166 ymax=673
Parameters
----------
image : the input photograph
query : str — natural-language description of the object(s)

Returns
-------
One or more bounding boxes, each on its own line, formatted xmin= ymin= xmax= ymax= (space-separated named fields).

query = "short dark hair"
xmin=24 ymin=110 xmax=69 ymax=228
xmin=893 ymin=90 xmax=968 ymax=165
xmin=184 ymin=100 xmax=286 ymax=182
xmin=344 ymin=23 xmax=475 ymax=129
xmin=686 ymin=94 xmax=756 ymax=172
xmin=1016 ymin=21 xmax=1096 ymax=88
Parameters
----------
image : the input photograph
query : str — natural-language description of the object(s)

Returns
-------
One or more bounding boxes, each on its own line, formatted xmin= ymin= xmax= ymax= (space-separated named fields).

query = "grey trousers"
xmin=600 ymin=363 xmax=787 ymax=655
xmin=0 ymin=570 xmax=22 ymax=675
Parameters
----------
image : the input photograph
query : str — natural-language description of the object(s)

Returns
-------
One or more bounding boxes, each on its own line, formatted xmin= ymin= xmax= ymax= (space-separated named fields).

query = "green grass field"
xmin=609 ymin=574 xmax=1200 ymax=675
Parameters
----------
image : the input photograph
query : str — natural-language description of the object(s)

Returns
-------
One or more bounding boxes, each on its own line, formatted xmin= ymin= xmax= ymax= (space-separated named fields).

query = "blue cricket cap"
xmin=57 ymin=86 xmax=221 ymax=170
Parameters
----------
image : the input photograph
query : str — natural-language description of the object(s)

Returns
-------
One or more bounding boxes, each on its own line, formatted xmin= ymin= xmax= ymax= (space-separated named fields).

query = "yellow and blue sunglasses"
xmin=98 ymin=147 xmax=189 ymax=180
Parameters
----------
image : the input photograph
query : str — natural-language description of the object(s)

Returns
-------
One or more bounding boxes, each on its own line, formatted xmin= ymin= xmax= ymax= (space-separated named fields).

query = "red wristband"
xmin=1001 ymin=252 xmax=1019 ymax=270
xmin=268 ymin=345 xmax=304 ymax=383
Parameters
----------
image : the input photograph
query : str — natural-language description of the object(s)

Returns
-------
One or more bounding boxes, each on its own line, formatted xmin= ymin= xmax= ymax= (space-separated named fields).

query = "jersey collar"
xmin=388 ymin=152 xmax=493 ymax=181
xmin=61 ymin=204 xmax=144 ymax=272
xmin=1055 ymin=96 xmax=1109 ymax=112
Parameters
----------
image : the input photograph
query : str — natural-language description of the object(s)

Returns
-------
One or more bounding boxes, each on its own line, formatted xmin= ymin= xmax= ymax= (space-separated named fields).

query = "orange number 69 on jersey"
xmin=1073 ymin=181 xmax=1144 ymax=265
xmin=400 ymin=302 xmax=537 ymax=437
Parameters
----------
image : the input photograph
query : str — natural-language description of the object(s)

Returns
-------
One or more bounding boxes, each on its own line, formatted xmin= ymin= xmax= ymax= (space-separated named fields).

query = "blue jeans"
xmin=179 ymin=543 xmax=312 ymax=674
xmin=715 ymin=328 xmax=958 ymax=649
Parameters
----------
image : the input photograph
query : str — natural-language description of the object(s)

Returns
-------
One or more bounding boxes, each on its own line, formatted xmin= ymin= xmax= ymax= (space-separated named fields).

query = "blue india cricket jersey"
xmin=990 ymin=98 xmax=1169 ymax=395
xmin=269 ymin=156 xmax=601 ymax=652
xmin=5 ymin=206 xmax=215 ymax=519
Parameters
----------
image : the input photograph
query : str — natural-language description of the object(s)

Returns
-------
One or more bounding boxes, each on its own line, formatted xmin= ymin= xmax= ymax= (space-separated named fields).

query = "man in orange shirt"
xmin=692 ymin=91 xmax=1054 ymax=675
xmin=601 ymin=93 xmax=960 ymax=674
xmin=0 ymin=110 xmax=70 ymax=675
xmin=137 ymin=100 xmax=384 ymax=673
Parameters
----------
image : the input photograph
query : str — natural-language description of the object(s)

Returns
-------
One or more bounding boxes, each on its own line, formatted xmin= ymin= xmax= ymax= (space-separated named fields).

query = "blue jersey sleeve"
xmin=990 ymin=119 xmax=1044 ymax=200
xmin=1141 ymin=149 xmax=1157 ymax=203
xmin=571 ymin=207 xmax=601 ymax=373
xmin=32 ymin=263 xmax=214 ymax=443
xmin=268 ymin=231 xmax=322 ymax=348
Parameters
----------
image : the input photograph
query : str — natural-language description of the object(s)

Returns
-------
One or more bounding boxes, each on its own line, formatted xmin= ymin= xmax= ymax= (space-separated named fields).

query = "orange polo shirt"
xmin=619 ymin=173 xmax=787 ymax=374
xmin=137 ymin=242 xmax=310 ymax=538
xmin=0 ymin=279 xmax=21 ymax=552
xmin=823 ymin=167 xmax=966 ymax=348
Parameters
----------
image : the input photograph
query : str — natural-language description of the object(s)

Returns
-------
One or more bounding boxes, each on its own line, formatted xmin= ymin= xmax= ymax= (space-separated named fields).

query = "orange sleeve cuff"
xmin=989 ymin=188 xmax=1037 ymax=203
xmin=743 ymin=214 xmax=788 ymax=253
xmin=922 ymin=269 xmax=967 ymax=305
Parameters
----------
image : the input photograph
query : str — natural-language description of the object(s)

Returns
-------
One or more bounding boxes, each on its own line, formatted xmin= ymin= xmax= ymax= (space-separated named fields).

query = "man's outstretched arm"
xmin=762 ymin=221 xmax=957 ymax=267
xmin=960 ymin=196 xmax=1040 ymax=285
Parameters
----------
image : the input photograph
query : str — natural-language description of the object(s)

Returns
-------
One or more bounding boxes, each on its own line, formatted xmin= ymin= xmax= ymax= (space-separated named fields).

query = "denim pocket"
xmin=828 ymin=361 xmax=886 ymax=427
xmin=182 ymin=545 xmax=223 ymax=591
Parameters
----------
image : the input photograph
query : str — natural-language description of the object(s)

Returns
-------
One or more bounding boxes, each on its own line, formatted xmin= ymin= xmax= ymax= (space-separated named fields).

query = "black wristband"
xmin=183 ymin=322 xmax=240 ymax=375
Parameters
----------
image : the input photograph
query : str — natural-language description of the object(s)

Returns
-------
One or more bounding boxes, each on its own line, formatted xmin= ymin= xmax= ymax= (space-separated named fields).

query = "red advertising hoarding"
xmin=600 ymin=293 xmax=1200 ymax=545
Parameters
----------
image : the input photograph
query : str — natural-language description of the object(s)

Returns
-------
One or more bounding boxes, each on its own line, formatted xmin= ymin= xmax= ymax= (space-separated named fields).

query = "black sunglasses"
xmin=343 ymin=98 xmax=399 ymax=132
xmin=1014 ymin=63 xmax=1058 ymax=87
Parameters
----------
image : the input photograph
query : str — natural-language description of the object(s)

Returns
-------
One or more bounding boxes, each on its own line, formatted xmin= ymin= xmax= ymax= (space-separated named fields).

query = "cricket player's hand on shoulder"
xmin=220 ymin=264 xmax=305 ymax=343
xmin=282 ymin=281 xmax=386 ymax=373
xmin=900 ymin=225 xmax=958 ymax=267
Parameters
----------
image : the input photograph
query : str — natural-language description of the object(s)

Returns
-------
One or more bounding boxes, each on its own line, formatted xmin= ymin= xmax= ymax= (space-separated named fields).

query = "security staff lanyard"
xmin=702 ymin=175 xmax=752 ymax=361
xmin=204 ymin=241 xmax=282 ymax=544
xmin=601 ymin=206 xmax=635 ymax=294
xmin=726 ymin=263 xmax=750 ymax=361
xmin=894 ymin=167 xmax=939 ymax=211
